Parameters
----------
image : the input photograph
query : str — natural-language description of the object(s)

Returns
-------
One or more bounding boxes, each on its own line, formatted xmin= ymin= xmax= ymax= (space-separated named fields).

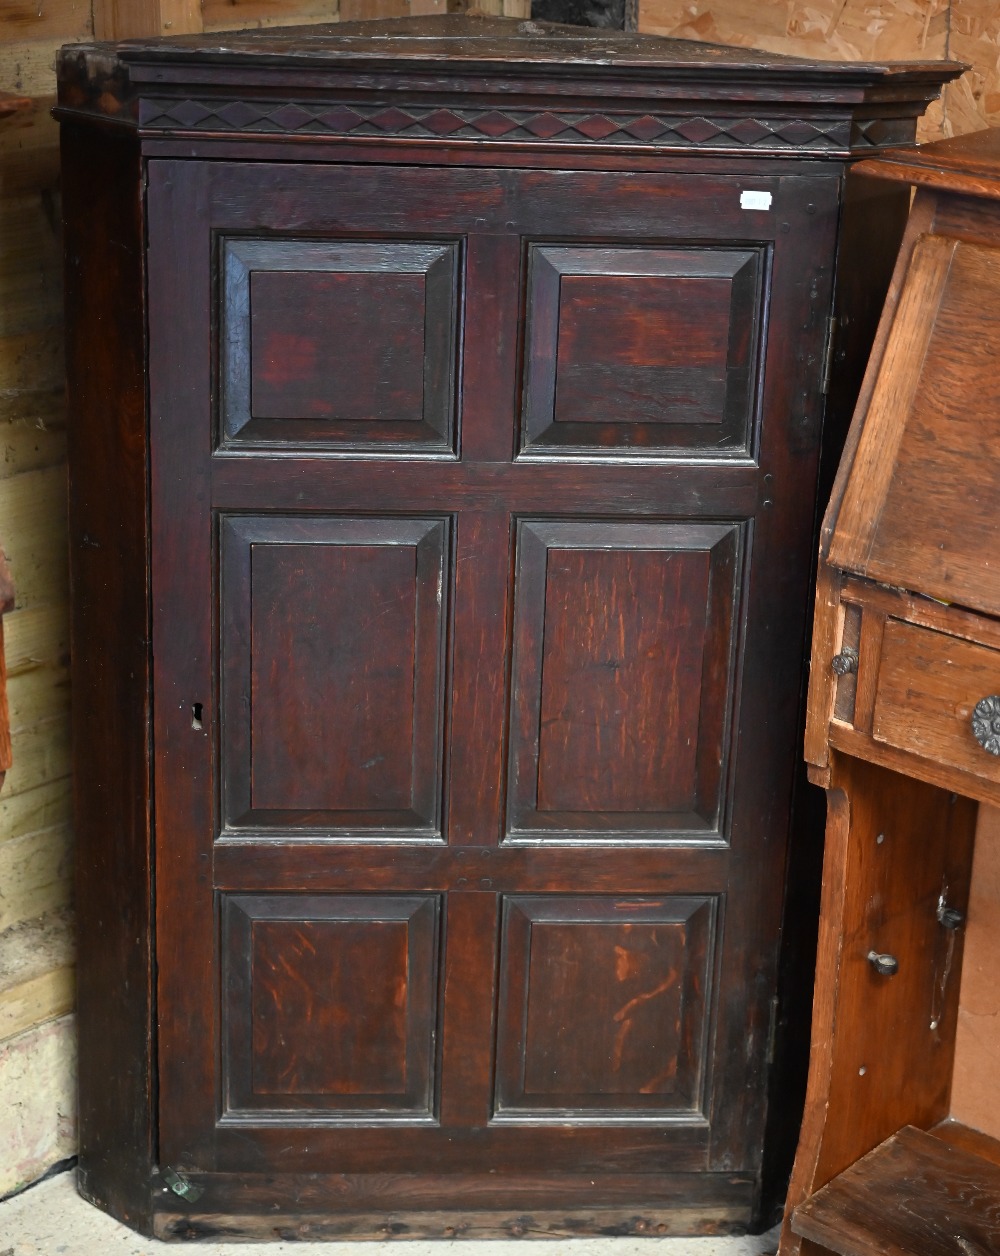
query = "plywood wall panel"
xmin=636 ymin=0 xmax=949 ymax=62
xmin=947 ymin=0 xmax=1000 ymax=131
xmin=951 ymin=804 xmax=1000 ymax=1140
xmin=635 ymin=0 xmax=991 ymax=139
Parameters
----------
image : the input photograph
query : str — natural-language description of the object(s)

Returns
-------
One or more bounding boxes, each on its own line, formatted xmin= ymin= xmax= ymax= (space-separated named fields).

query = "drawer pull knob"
xmin=831 ymin=647 xmax=859 ymax=676
xmin=938 ymin=905 xmax=965 ymax=931
xmin=972 ymin=695 xmax=1000 ymax=756
xmin=867 ymin=951 xmax=899 ymax=977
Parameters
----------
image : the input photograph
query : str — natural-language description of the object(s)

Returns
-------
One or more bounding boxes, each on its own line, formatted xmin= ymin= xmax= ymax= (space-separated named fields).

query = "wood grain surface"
xmin=58 ymin=13 xmax=951 ymax=1237
xmin=780 ymin=756 xmax=977 ymax=1255
xmin=793 ymin=1125 xmax=1000 ymax=1256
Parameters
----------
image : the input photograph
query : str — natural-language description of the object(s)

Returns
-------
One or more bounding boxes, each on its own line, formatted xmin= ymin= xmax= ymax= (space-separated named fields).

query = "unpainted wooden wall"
xmin=0 ymin=25 xmax=80 ymax=1194
xmin=635 ymin=0 xmax=1000 ymax=140
xmin=0 ymin=0 xmax=991 ymax=1203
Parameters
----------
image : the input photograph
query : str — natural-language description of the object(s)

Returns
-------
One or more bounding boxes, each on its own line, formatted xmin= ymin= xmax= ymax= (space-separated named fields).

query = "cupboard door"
xmin=148 ymin=158 xmax=838 ymax=1193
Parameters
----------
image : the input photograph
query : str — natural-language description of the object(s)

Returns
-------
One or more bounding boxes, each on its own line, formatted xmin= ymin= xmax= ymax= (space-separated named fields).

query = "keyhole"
xmin=191 ymin=702 xmax=203 ymax=730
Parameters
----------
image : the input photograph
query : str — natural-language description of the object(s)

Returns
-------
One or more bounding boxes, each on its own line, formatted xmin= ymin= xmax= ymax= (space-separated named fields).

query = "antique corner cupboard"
xmin=57 ymin=16 xmax=958 ymax=1240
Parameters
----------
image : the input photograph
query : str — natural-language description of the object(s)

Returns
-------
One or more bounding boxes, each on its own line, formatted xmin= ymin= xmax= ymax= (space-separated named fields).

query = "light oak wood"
xmin=782 ymin=128 xmax=1000 ymax=1256
xmin=826 ymin=234 xmax=958 ymax=578
xmin=851 ymin=608 xmax=886 ymax=736
xmin=830 ymin=236 xmax=1000 ymax=619
xmin=828 ymin=722 xmax=1000 ymax=811
xmin=782 ymin=756 xmax=976 ymax=1254
xmin=872 ymin=620 xmax=1000 ymax=784
xmin=842 ymin=578 xmax=1000 ymax=654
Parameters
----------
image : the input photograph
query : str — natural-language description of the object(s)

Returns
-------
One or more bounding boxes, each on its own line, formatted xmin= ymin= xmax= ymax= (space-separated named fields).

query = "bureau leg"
xmin=778 ymin=754 xmax=976 ymax=1255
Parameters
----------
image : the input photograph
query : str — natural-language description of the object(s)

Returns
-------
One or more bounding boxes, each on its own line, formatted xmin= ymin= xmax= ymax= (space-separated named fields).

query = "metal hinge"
xmin=820 ymin=315 xmax=838 ymax=396
xmin=161 ymin=1166 xmax=205 ymax=1203
xmin=765 ymin=995 xmax=781 ymax=1066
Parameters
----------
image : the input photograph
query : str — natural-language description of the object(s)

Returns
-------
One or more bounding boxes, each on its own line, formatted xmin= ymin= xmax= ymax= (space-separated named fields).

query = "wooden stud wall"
xmin=93 ymin=0 xmax=528 ymax=39
xmin=634 ymin=0 xmax=1000 ymax=140
xmin=0 ymin=74 xmax=76 ymax=1193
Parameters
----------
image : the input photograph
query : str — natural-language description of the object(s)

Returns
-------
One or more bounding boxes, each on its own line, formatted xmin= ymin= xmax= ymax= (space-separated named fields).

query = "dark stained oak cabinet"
xmin=56 ymin=16 xmax=959 ymax=1240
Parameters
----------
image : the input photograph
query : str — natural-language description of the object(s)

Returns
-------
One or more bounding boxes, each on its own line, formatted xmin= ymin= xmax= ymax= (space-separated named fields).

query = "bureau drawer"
xmin=872 ymin=618 xmax=1000 ymax=786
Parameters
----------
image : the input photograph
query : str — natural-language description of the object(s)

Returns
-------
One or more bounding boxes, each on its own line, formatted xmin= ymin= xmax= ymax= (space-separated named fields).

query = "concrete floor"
xmin=0 ymin=1172 xmax=782 ymax=1255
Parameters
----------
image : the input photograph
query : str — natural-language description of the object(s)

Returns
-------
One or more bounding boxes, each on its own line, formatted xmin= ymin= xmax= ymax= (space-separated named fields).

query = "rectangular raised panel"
xmin=872 ymin=619 xmax=1000 ymax=787
xmin=506 ymin=520 xmax=743 ymax=841
xmin=520 ymin=246 xmax=763 ymax=457
xmin=220 ymin=516 xmax=449 ymax=838
xmin=494 ymin=895 xmax=717 ymax=1119
xmin=221 ymin=239 xmax=460 ymax=453
xmin=222 ymin=894 xmax=440 ymax=1119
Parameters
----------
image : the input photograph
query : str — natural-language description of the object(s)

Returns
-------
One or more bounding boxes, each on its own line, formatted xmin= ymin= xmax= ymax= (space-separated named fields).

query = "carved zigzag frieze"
xmin=136 ymin=97 xmax=887 ymax=150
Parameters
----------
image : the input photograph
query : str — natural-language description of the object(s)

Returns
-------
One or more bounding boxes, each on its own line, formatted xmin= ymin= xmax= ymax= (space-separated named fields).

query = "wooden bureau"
xmin=781 ymin=129 xmax=1000 ymax=1256
xmin=56 ymin=15 xmax=958 ymax=1239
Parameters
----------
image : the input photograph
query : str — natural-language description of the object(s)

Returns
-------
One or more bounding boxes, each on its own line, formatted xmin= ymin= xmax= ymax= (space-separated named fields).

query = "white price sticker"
xmin=740 ymin=190 xmax=772 ymax=211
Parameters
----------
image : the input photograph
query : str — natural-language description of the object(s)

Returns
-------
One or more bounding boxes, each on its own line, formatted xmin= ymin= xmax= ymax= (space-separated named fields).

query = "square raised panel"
xmin=222 ymin=893 xmax=440 ymax=1120
xmin=220 ymin=515 xmax=449 ymax=839
xmin=506 ymin=519 xmax=743 ymax=841
xmin=494 ymin=895 xmax=717 ymax=1119
xmin=220 ymin=238 xmax=460 ymax=453
xmin=520 ymin=245 xmax=763 ymax=458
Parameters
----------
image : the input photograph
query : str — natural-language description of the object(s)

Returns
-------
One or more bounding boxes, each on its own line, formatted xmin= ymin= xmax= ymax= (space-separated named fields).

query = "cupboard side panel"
xmin=63 ymin=123 xmax=155 ymax=1232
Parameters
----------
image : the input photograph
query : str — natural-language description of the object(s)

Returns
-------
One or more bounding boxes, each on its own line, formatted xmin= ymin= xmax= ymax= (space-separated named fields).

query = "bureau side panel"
xmin=63 ymin=123 xmax=155 ymax=1233
xmin=759 ymin=167 xmax=913 ymax=1225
